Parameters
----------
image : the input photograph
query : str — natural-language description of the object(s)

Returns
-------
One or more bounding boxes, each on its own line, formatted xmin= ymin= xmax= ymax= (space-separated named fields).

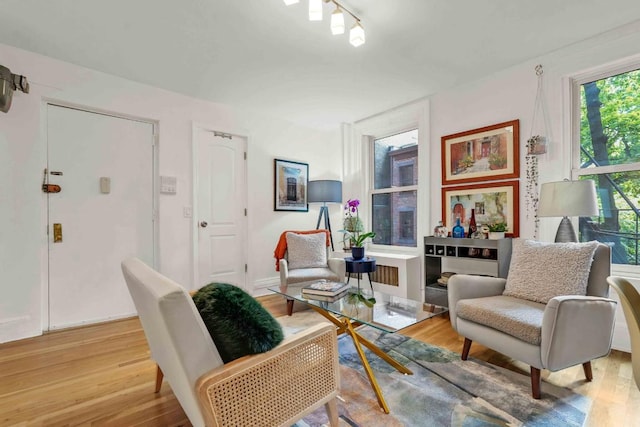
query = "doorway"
xmin=45 ymin=104 xmax=156 ymax=330
xmin=193 ymin=127 xmax=247 ymax=289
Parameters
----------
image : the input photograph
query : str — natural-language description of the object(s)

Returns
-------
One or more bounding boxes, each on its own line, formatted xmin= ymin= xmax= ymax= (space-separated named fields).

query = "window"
xmin=371 ymin=129 xmax=418 ymax=247
xmin=573 ymin=65 xmax=640 ymax=266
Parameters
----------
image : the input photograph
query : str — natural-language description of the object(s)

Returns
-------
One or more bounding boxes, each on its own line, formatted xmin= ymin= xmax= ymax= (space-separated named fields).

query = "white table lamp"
xmin=537 ymin=179 xmax=599 ymax=242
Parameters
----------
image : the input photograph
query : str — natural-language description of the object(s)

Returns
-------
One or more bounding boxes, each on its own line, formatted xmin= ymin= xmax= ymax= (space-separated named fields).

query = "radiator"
xmin=370 ymin=264 xmax=399 ymax=287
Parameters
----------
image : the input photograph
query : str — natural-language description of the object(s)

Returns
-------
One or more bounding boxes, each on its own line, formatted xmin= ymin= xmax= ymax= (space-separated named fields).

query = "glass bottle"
xmin=434 ymin=221 xmax=448 ymax=238
xmin=467 ymin=209 xmax=477 ymax=238
xmin=452 ymin=216 xmax=465 ymax=238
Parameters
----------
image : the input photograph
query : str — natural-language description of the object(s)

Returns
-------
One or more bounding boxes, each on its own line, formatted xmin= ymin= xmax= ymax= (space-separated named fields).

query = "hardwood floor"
xmin=1 ymin=295 xmax=638 ymax=426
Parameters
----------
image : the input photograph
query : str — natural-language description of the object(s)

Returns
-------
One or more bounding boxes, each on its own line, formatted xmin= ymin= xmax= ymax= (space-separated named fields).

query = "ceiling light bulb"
xmin=349 ymin=21 xmax=365 ymax=47
xmin=309 ymin=0 xmax=323 ymax=21
xmin=283 ymin=0 xmax=299 ymax=4
xmin=330 ymin=7 xmax=345 ymax=35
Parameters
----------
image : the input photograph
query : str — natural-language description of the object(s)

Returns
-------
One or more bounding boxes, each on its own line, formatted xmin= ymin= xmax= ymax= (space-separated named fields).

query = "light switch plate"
xmin=160 ymin=176 xmax=177 ymax=194
xmin=99 ymin=177 xmax=111 ymax=194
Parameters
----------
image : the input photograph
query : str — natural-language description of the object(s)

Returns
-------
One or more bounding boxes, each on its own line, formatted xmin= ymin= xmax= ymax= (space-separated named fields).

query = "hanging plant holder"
xmin=525 ymin=64 xmax=551 ymax=238
xmin=527 ymin=64 xmax=551 ymax=155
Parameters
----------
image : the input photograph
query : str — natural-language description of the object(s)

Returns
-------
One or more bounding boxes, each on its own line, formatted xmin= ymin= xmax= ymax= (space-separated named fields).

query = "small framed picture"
xmin=274 ymin=159 xmax=309 ymax=212
xmin=441 ymin=119 xmax=520 ymax=185
xmin=442 ymin=180 xmax=520 ymax=237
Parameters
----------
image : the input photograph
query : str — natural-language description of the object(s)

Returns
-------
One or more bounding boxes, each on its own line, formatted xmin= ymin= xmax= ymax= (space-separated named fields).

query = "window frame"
xmin=570 ymin=57 xmax=640 ymax=275
xmin=369 ymin=128 xmax=420 ymax=249
xmin=350 ymin=101 xmax=429 ymax=255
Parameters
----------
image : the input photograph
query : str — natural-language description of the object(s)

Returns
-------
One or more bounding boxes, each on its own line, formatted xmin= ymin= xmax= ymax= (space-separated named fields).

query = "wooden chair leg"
xmin=286 ymin=299 xmax=294 ymax=316
xmin=530 ymin=366 xmax=541 ymax=399
xmin=155 ymin=365 xmax=164 ymax=393
xmin=461 ymin=338 xmax=472 ymax=360
xmin=583 ymin=361 xmax=593 ymax=381
xmin=325 ymin=398 xmax=339 ymax=427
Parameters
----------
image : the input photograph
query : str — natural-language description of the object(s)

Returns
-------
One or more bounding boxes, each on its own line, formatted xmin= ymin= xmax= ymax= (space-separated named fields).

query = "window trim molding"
xmin=350 ymin=100 xmax=429 ymax=254
xmin=568 ymin=55 xmax=640 ymax=268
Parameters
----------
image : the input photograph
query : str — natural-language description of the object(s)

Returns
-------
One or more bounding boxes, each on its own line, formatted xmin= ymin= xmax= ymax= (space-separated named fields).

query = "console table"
xmin=424 ymin=236 xmax=512 ymax=308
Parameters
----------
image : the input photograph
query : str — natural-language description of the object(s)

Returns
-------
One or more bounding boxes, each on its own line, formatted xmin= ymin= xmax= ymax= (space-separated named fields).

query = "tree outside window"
xmin=574 ymin=67 xmax=640 ymax=265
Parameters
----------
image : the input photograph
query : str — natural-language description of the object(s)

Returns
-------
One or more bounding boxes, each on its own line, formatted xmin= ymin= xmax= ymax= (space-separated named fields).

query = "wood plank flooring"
xmin=1 ymin=295 xmax=638 ymax=426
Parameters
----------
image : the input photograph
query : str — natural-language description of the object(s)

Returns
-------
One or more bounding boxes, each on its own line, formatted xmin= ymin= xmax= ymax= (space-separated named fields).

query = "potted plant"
xmin=487 ymin=222 xmax=508 ymax=239
xmin=340 ymin=198 xmax=376 ymax=259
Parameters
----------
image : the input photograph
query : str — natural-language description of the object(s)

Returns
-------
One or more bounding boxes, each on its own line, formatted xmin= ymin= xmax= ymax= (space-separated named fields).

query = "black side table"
xmin=345 ymin=256 xmax=376 ymax=291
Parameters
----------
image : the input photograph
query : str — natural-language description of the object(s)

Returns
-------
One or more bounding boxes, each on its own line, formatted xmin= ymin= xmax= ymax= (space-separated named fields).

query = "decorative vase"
xmin=467 ymin=209 xmax=477 ymax=238
xmin=351 ymin=246 xmax=365 ymax=260
xmin=452 ymin=217 xmax=465 ymax=238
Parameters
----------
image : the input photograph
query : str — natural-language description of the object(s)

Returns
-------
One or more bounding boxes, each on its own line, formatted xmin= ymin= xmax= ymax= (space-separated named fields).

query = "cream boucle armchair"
xmin=275 ymin=230 xmax=345 ymax=315
xmin=448 ymin=240 xmax=616 ymax=399
xmin=122 ymin=257 xmax=340 ymax=427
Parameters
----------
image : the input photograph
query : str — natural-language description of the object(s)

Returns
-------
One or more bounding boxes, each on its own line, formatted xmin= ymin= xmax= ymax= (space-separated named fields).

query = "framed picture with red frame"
xmin=442 ymin=180 xmax=519 ymax=237
xmin=441 ymin=119 xmax=519 ymax=185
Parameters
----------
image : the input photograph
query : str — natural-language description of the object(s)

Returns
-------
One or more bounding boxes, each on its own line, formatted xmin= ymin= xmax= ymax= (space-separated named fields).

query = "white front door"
xmin=195 ymin=128 xmax=247 ymax=289
xmin=46 ymin=104 xmax=155 ymax=329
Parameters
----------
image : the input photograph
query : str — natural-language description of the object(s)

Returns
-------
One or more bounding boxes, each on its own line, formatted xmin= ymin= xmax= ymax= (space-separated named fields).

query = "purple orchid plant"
xmin=341 ymin=198 xmax=376 ymax=247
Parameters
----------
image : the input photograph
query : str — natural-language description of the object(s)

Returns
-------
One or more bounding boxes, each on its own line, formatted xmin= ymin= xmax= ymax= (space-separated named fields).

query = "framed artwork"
xmin=442 ymin=180 xmax=520 ymax=237
xmin=441 ymin=119 xmax=519 ymax=185
xmin=274 ymin=159 xmax=309 ymax=212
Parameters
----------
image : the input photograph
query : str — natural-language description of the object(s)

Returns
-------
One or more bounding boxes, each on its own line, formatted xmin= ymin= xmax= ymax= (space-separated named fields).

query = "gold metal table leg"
xmin=306 ymin=305 xmax=413 ymax=413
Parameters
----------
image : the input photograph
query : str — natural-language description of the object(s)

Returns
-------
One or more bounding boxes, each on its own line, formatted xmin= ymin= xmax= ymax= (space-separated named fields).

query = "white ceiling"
xmin=1 ymin=0 xmax=640 ymax=129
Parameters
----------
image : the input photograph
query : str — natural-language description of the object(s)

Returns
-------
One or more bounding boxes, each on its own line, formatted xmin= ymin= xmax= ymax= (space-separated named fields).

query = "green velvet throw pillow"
xmin=192 ymin=282 xmax=284 ymax=363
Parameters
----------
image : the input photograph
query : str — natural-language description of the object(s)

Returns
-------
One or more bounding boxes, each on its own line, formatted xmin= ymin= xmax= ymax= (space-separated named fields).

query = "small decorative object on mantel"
xmin=433 ymin=220 xmax=449 ymax=237
xmin=526 ymin=64 xmax=551 ymax=239
xmin=488 ymin=222 xmax=508 ymax=239
xmin=340 ymin=198 xmax=376 ymax=260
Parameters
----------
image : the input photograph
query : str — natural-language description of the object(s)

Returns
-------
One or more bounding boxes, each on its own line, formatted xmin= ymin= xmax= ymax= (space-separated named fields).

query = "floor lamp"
xmin=308 ymin=180 xmax=342 ymax=251
xmin=537 ymin=179 xmax=599 ymax=242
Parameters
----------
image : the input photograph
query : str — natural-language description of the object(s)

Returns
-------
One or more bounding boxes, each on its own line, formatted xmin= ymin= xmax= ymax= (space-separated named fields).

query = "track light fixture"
xmin=283 ymin=0 xmax=365 ymax=47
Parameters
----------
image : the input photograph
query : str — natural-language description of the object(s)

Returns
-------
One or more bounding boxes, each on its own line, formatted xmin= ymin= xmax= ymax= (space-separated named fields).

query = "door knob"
xmin=200 ymin=221 xmax=208 ymax=228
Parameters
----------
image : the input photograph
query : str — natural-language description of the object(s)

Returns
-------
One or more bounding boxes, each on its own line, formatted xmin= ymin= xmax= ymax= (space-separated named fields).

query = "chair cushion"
xmin=192 ymin=283 xmax=284 ymax=363
xmin=456 ymin=295 xmax=545 ymax=345
xmin=286 ymin=267 xmax=340 ymax=284
xmin=503 ymin=239 xmax=599 ymax=304
xmin=286 ymin=232 xmax=328 ymax=270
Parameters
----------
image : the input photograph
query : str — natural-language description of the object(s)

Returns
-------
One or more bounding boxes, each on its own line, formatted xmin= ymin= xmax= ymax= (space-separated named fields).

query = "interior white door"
xmin=47 ymin=104 xmax=155 ymax=329
xmin=196 ymin=129 xmax=247 ymax=289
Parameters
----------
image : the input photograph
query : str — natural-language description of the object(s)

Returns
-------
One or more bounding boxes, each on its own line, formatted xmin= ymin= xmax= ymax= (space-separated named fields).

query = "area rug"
xmin=278 ymin=312 xmax=591 ymax=427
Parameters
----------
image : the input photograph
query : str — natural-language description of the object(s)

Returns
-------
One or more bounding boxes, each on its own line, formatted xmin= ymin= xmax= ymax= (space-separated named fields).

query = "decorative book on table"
xmin=301 ymin=280 xmax=350 ymax=296
xmin=301 ymin=289 xmax=350 ymax=302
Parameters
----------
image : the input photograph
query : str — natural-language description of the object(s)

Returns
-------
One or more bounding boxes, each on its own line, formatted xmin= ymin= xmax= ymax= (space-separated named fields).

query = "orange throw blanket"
xmin=273 ymin=229 xmax=331 ymax=271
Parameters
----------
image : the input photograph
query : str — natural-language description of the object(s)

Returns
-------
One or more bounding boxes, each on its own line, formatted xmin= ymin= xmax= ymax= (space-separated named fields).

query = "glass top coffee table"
xmin=269 ymin=283 xmax=447 ymax=414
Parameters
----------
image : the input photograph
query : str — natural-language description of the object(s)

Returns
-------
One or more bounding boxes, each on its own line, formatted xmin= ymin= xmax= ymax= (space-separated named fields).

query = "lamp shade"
xmin=537 ymin=179 xmax=599 ymax=218
xmin=308 ymin=180 xmax=342 ymax=203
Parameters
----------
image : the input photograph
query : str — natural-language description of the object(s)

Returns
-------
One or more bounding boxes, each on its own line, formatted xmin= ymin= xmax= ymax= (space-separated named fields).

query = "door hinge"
xmin=214 ymin=131 xmax=232 ymax=139
xmin=244 ymin=208 xmax=247 ymax=216
xmin=244 ymin=151 xmax=247 ymax=160
xmin=245 ymin=264 xmax=248 ymax=273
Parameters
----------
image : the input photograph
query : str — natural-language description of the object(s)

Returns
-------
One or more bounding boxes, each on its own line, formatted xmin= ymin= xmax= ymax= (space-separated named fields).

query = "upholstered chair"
xmin=448 ymin=240 xmax=616 ymax=399
xmin=276 ymin=230 xmax=345 ymax=315
xmin=607 ymin=276 xmax=640 ymax=391
xmin=122 ymin=257 xmax=340 ymax=427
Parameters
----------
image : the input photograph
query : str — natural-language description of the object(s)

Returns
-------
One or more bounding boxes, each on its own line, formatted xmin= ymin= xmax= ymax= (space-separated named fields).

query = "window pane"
xmin=580 ymin=69 xmax=640 ymax=168
xmin=578 ymin=172 xmax=640 ymax=265
xmin=373 ymin=129 xmax=418 ymax=189
xmin=372 ymin=191 xmax=417 ymax=247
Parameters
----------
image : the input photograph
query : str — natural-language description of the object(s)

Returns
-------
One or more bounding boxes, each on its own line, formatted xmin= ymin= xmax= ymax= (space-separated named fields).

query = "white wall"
xmin=429 ymin=20 xmax=640 ymax=351
xmin=0 ymin=43 xmax=342 ymax=343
